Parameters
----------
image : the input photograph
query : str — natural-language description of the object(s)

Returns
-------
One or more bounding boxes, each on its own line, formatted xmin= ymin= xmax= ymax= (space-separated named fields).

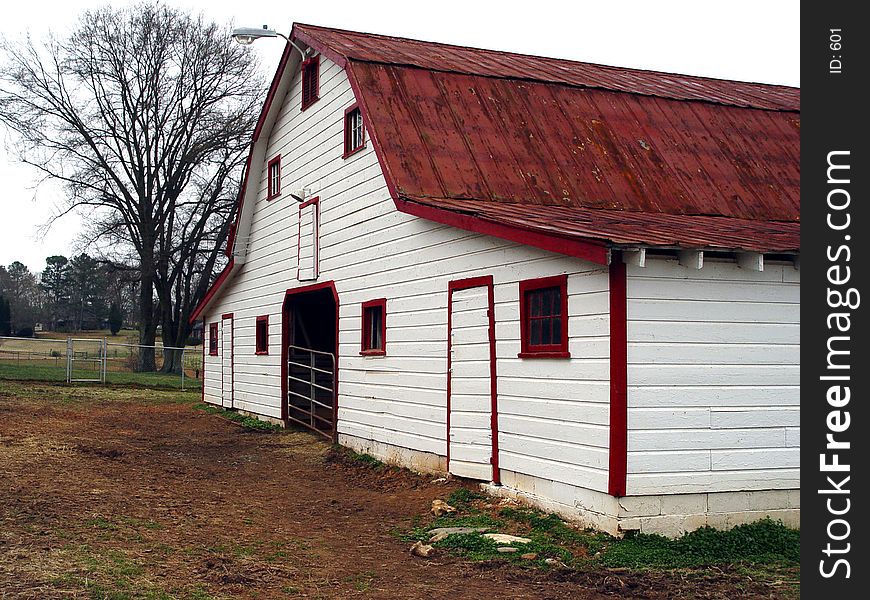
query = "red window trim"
xmin=342 ymin=102 xmax=366 ymax=159
xmin=360 ymin=298 xmax=387 ymax=356
xmin=301 ymin=55 xmax=320 ymax=111
xmin=518 ymin=274 xmax=570 ymax=358
xmin=267 ymin=155 xmax=281 ymax=200
xmin=208 ymin=322 xmax=218 ymax=356
xmin=255 ymin=315 xmax=269 ymax=355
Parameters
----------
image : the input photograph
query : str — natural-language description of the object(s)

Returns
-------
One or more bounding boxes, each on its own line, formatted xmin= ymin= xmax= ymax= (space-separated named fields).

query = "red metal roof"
xmin=292 ymin=25 xmax=800 ymax=254
xmin=294 ymin=24 xmax=800 ymax=111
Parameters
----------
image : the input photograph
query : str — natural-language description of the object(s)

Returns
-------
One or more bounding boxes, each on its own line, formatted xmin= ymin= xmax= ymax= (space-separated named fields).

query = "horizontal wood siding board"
xmin=625 ymin=259 xmax=799 ymax=496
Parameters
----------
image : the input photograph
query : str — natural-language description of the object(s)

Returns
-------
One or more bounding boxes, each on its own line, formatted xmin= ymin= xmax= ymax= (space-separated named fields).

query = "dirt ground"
xmin=0 ymin=382 xmax=793 ymax=599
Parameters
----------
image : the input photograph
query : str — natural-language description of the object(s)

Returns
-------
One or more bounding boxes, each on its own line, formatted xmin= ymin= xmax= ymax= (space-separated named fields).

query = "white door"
xmin=448 ymin=283 xmax=496 ymax=481
xmin=221 ymin=316 xmax=233 ymax=408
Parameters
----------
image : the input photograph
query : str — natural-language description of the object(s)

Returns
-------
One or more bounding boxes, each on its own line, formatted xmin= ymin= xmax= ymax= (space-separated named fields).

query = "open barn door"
xmin=281 ymin=283 xmax=339 ymax=439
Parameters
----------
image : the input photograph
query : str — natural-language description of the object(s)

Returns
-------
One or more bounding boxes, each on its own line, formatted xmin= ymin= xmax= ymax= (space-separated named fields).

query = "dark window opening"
xmin=255 ymin=315 xmax=269 ymax=355
xmin=360 ymin=299 xmax=386 ymax=355
xmin=301 ymin=56 xmax=320 ymax=110
xmin=343 ymin=105 xmax=365 ymax=157
xmin=267 ymin=155 xmax=281 ymax=199
xmin=518 ymin=275 xmax=570 ymax=358
xmin=209 ymin=323 xmax=218 ymax=355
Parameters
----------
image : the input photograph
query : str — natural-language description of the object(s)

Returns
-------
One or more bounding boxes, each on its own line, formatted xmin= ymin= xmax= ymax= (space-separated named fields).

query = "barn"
xmin=191 ymin=24 xmax=800 ymax=536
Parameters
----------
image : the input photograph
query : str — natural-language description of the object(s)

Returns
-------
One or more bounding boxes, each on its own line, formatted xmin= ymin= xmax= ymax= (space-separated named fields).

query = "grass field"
xmin=0 ymin=361 xmax=202 ymax=389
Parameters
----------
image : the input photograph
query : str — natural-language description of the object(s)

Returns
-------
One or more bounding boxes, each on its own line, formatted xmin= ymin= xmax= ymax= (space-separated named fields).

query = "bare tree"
xmin=0 ymin=3 xmax=262 ymax=370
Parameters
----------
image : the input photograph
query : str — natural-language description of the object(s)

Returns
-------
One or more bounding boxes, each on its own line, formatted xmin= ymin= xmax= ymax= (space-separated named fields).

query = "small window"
xmin=360 ymin=299 xmax=386 ymax=356
xmin=267 ymin=155 xmax=281 ymax=200
xmin=301 ymin=56 xmax=320 ymax=110
xmin=343 ymin=104 xmax=365 ymax=157
xmin=255 ymin=315 xmax=269 ymax=355
xmin=209 ymin=323 xmax=218 ymax=356
xmin=518 ymin=275 xmax=570 ymax=358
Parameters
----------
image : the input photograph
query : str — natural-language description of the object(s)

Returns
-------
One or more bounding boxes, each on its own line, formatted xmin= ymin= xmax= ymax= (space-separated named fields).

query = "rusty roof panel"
xmin=296 ymin=23 xmax=799 ymax=111
xmin=350 ymin=63 xmax=800 ymax=223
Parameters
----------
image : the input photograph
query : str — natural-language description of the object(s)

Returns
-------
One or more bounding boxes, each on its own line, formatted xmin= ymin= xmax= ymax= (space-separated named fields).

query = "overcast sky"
xmin=0 ymin=0 xmax=800 ymax=273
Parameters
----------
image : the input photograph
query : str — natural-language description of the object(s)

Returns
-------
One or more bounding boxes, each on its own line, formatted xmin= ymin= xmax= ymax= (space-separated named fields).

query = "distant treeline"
xmin=0 ymin=255 xmax=137 ymax=337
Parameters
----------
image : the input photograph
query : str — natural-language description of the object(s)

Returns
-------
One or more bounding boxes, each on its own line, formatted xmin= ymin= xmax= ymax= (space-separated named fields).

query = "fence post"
xmin=181 ymin=347 xmax=185 ymax=390
xmin=66 ymin=337 xmax=72 ymax=383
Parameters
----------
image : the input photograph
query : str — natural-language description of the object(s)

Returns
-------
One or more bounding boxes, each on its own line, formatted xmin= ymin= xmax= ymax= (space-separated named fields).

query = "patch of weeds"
xmin=600 ymin=518 xmax=800 ymax=569
xmin=429 ymin=513 xmax=504 ymax=530
xmin=447 ymin=487 xmax=487 ymax=508
xmin=500 ymin=506 xmax=605 ymax=551
xmin=282 ymin=586 xmax=301 ymax=596
xmin=344 ymin=447 xmax=385 ymax=469
xmin=193 ymin=403 xmax=282 ymax=432
xmin=433 ymin=532 xmax=500 ymax=560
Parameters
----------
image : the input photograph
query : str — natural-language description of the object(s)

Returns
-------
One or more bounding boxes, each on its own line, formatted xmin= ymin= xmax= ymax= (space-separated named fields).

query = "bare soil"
xmin=0 ymin=382 xmax=793 ymax=599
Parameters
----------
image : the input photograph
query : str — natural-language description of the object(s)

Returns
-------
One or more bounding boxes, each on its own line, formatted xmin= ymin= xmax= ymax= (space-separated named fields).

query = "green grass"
xmin=408 ymin=496 xmax=799 ymax=574
xmin=601 ymin=518 xmax=800 ymax=569
xmin=0 ymin=362 xmax=202 ymax=390
xmin=193 ymin=403 xmax=283 ymax=432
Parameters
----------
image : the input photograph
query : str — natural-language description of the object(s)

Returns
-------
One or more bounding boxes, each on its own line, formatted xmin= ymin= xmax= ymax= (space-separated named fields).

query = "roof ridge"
xmin=294 ymin=22 xmax=800 ymax=96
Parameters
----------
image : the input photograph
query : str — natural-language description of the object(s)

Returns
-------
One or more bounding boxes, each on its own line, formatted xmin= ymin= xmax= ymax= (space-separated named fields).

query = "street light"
xmin=231 ymin=25 xmax=309 ymax=59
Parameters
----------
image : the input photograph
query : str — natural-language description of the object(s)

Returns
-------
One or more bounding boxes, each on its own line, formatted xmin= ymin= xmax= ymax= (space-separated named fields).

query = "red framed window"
xmin=518 ymin=275 xmax=570 ymax=358
xmin=360 ymin=298 xmax=386 ymax=356
xmin=343 ymin=103 xmax=365 ymax=158
xmin=255 ymin=315 xmax=269 ymax=355
xmin=208 ymin=323 xmax=218 ymax=356
xmin=301 ymin=56 xmax=320 ymax=110
xmin=267 ymin=155 xmax=281 ymax=200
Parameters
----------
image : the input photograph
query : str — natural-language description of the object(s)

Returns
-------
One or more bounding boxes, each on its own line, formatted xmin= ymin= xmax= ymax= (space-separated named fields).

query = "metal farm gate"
xmin=286 ymin=345 xmax=335 ymax=437
xmin=66 ymin=338 xmax=107 ymax=383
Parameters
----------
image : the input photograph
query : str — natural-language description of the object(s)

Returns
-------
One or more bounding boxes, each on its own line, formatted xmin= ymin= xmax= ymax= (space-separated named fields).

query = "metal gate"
xmin=66 ymin=338 xmax=106 ymax=383
xmin=286 ymin=345 xmax=335 ymax=437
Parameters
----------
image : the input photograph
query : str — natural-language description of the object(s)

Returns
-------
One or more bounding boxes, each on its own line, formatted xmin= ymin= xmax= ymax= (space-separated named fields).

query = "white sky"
xmin=0 ymin=0 xmax=800 ymax=273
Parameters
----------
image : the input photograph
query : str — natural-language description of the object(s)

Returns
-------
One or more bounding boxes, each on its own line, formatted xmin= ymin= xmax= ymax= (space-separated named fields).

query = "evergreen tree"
xmin=108 ymin=302 xmax=123 ymax=335
xmin=0 ymin=295 xmax=11 ymax=336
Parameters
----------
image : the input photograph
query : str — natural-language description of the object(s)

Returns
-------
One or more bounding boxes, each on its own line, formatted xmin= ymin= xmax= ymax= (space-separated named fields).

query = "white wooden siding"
xmin=625 ymin=259 xmax=800 ymax=495
xmin=202 ymin=55 xmax=612 ymax=494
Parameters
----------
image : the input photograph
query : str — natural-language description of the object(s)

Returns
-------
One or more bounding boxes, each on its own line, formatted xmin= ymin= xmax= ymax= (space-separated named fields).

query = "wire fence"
xmin=0 ymin=335 xmax=203 ymax=390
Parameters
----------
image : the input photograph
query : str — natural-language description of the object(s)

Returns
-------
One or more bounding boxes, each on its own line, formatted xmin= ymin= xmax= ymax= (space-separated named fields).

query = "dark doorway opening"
xmin=281 ymin=283 xmax=339 ymax=439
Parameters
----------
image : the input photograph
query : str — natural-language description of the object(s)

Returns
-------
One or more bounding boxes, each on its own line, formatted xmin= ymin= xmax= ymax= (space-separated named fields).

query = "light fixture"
xmin=231 ymin=24 xmax=310 ymax=58
xmin=290 ymin=188 xmax=311 ymax=203
xmin=231 ymin=25 xmax=280 ymax=45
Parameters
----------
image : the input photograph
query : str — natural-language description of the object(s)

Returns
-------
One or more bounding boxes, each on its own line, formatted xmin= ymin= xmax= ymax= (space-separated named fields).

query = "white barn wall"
xmin=625 ymin=258 xmax=800 ymax=496
xmin=202 ymin=56 xmax=612 ymax=495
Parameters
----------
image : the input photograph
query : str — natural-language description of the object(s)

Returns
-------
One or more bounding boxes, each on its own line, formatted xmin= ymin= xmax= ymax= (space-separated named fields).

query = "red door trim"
xmin=447 ymin=275 xmax=500 ymax=484
xmin=280 ymin=281 xmax=340 ymax=441
xmin=608 ymin=254 xmax=628 ymax=497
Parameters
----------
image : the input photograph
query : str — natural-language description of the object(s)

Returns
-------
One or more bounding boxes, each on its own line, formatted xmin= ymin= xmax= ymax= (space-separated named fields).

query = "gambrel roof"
xmin=192 ymin=24 xmax=799 ymax=321
xmin=294 ymin=23 xmax=799 ymax=259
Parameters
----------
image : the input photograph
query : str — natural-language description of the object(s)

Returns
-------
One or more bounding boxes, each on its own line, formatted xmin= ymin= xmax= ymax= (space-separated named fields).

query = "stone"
xmin=497 ymin=547 xmax=518 ymax=553
xmin=428 ymin=532 xmax=449 ymax=543
xmin=483 ymin=533 xmax=531 ymax=544
xmin=520 ymin=553 xmax=538 ymax=560
xmin=544 ymin=558 xmax=563 ymax=566
xmin=409 ymin=541 xmax=435 ymax=558
xmin=431 ymin=499 xmax=456 ymax=516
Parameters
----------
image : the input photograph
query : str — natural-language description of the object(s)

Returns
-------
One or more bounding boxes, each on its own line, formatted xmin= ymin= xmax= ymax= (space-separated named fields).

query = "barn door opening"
xmin=447 ymin=276 xmax=499 ymax=483
xmin=221 ymin=314 xmax=234 ymax=408
xmin=282 ymin=283 xmax=339 ymax=439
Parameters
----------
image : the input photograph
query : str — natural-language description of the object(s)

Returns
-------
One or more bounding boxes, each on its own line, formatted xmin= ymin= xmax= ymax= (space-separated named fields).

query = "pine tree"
xmin=108 ymin=302 xmax=123 ymax=336
xmin=0 ymin=296 xmax=11 ymax=336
